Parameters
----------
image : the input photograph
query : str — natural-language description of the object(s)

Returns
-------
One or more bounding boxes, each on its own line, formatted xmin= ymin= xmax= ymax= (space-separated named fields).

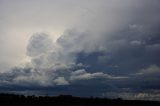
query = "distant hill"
xmin=0 ymin=93 xmax=160 ymax=106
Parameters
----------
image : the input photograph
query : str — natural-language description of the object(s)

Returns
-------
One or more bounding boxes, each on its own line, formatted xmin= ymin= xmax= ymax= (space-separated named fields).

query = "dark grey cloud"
xmin=0 ymin=32 xmax=127 ymax=88
xmin=0 ymin=0 xmax=160 ymax=101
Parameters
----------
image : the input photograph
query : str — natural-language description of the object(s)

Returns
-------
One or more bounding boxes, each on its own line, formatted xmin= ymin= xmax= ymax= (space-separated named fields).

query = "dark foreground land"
xmin=0 ymin=93 xmax=160 ymax=106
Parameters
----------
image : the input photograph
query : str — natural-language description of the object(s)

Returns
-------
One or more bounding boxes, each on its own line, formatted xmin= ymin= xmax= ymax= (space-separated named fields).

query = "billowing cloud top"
xmin=0 ymin=0 xmax=160 ymax=101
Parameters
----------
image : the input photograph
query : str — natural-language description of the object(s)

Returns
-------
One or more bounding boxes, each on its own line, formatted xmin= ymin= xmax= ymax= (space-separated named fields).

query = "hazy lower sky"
xmin=0 ymin=0 xmax=160 ymax=101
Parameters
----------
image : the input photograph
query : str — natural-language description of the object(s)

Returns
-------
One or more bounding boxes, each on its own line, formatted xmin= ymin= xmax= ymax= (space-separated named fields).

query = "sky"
xmin=0 ymin=0 xmax=160 ymax=101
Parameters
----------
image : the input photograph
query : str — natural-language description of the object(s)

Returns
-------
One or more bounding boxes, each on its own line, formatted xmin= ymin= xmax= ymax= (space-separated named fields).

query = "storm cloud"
xmin=0 ymin=0 xmax=160 ymax=100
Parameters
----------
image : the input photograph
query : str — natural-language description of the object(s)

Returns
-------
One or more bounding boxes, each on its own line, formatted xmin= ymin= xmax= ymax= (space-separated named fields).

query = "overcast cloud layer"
xmin=0 ymin=0 xmax=160 ymax=100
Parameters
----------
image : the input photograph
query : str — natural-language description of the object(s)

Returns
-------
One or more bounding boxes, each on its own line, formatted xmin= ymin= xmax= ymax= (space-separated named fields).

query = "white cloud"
xmin=12 ymin=69 xmax=53 ymax=86
xmin=70 ymin=69 xmax=128 ymax=81
xmin=0 ymin=67 xmax=127 ymax=87
xmin=136 ymin=65 xmax=160 ymax=75
xmin=53 ymin=77 xmax=69 ymax=85
xmin=27 ymin=33 xmax=54 ymax=57
xmin=130 ymin=40 xmax=144 ymax=46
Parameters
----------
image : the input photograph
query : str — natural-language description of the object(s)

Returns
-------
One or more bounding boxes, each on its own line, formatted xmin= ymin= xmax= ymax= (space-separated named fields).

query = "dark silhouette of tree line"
xmin=0 ymin=93 xmax=160 ymax=106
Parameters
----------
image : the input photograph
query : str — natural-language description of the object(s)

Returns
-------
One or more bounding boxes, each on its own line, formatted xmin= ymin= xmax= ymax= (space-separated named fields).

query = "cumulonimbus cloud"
xmin=0 ymin=0 xmax=160 ymax=100
xmin=0 ymin=32 xmax=127 ymax=87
